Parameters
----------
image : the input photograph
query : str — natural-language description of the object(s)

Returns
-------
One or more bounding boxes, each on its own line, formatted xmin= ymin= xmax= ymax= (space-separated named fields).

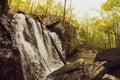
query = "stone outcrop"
xmin=0 ymin=21 xmax=24 ymax=80
xmin=47 ymin=60 xmax=106 ymax=80
xmin=40 ymin=15 xmax=79 ymax=59
xmin=0 ymin=8 xmax=64 ymax=80
xmin=94 ymin=48 xmax=120 ymax=79
xmin=1 ymin=1 xmax=120 ymax=80
xmin=47 ymin=48 xmax=120 ymax=80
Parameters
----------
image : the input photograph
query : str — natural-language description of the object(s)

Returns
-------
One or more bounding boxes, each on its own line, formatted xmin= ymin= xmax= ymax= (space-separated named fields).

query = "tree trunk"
xmin=69 ymin=0 xmax=72 ymax=20
xmin=115 ymin=22 xmax=120 ymax=48
xmin=45 ymin=1 xmax=49 ymax=15
xmin=85 ymin=18 xmax=89 ymax=49
xmin=115 ymin=36 xmax=120 ymax=48
xmin=16 ymin=0 xmax=20 ymax=11
xmin=108 ymin=33 xmax=112 ymax=48
xmin=30 ymin=1 xmax=34 ymax=14
xmin=63 ymin=0 xmax=66 ymax=22
xmin=8 ymin=0 xmax=12 ymax=6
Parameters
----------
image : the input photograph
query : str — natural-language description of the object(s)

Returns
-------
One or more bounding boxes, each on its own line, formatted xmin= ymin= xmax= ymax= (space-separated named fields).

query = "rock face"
xmin=0 ymin=10 xmax=64 ymax=80
xmin=94 ymin=48 xmax=120 ymax=79
xmin=41 ymin=15 xmax=79 ymax=59
xmin=0 ymin=21 xmax=24 ymax=80
xmin=95 ymin=48 xmax=120 ymax=63
xmin=47 ymin=60 xmax=106 ymax=80
xmin=0 ymin=0 xmax=9 ymax=14
xmin=47 ymin=48 xmax=120 ymax=80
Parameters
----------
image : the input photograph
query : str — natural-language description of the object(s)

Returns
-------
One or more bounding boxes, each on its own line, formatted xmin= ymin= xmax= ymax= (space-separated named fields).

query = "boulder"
xmin=94 ymin=48 xmax=120 ymax=78
xmin=95 ymin=48 xmax=120 ymax=63
xmin=47 ymin=60 xmax=106 ymax=80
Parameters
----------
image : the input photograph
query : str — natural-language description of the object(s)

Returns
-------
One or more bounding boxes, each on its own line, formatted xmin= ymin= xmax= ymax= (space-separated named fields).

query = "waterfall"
xmin=0 ymin=11 xmax=64 ymax=80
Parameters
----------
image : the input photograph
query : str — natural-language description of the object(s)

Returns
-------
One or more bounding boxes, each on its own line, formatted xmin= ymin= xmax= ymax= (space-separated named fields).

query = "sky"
xmin=55 ymin=0 xmax=107 ymax=20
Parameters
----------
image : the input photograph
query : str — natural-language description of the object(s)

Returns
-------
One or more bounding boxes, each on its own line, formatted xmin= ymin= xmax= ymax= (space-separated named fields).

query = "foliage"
xmin=78 ymin=0 xmax=120 ymax=49
xmin=8 ymin=0 xmax=75 ymax=21
xmin=102 ymin=0 xmax=120 ymax=12
xmin=8 ymin=0 xmax=120 ymax=50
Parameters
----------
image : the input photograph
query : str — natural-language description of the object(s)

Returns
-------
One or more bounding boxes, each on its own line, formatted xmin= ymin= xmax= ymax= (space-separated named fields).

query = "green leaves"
xmin=102 ymin=0 xmax=120 ymax=12
xmin=8 ymin=0 xmax=120 ymax=49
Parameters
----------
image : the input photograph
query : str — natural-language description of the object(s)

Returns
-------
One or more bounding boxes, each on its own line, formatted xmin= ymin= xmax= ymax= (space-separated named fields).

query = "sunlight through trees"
xmin=8 ymin=0 xmax=120 ymax=49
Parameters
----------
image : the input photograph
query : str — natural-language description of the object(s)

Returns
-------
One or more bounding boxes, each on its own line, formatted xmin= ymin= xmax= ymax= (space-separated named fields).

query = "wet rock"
xmin=102 ymin=74 xmax=119 ymax=80
xmin=0 ymin=22 xmax=24 ymax=80
xmin=94 ymin=48 xmax=120 ymax=79
xmin=0 ymin=9 xmax=64 ymax=80
xmin=95 ymin=48 xmax=120 ymax=63
xmin=40 ymin=15 xmax=79 ymax=59
xmin=47 ymin=60 xmax=106 ymax=80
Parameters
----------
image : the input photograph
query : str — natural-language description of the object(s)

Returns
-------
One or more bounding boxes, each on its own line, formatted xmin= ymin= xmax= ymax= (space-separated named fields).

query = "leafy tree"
xmin=63 ymin=0 xmax=67 ymax=22
xmin=101 ymin=0 xmax=120 ymax=48
xmin=102 ymin=0 xmax=120 ymax=12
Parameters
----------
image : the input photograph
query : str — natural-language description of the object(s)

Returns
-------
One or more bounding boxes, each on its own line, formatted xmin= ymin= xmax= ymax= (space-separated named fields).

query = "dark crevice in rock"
xmin=46 ymin=21 xmax=61 ymax=32
xmin=0 ymin=22 xmax=12 ymax=49
xmin=0 ymin=22 xmax=12 ymax=42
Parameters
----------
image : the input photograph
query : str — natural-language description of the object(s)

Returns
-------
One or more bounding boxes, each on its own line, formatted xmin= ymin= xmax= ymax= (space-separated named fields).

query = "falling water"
xmin=0 ymin=12 xmax=64 ymax=80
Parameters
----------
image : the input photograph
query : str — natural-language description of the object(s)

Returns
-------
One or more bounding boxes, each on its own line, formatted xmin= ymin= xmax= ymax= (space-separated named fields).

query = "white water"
xmin=9 ymin=13 xmax=64 ymax=80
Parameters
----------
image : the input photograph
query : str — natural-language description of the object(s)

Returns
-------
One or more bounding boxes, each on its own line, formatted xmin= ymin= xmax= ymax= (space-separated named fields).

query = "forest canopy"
xmin=8 ymin=0 xmax=120 ymax=50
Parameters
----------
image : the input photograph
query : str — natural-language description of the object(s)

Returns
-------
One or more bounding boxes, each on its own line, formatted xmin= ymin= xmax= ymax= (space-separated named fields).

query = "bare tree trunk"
xmin=115 ymin=22 xmax=120 ymax=48
xmin=63 ymin=0 xmax=66 ymax=23
xmin=90 ymin=32 xmax=95 ymax=44
xmin=8 ymin=0 xmax=12 ymax=6
xmin=108 ymin=33 xmax=112 ymax=48
xmin=103 ymin=32 xmax=107 ymax=48
xmin=55 ymin=8 xmax=57 ymax=15
xmin=30 ymin=1 xmax=34 ymax=14
xmin=86 ymin=18 xmax=89 ymax=49
xmin=16 ymin=0 xmax=20 ymax=11
xmin=45 ymin=1 xmax=49 ymax=15
xmin=69 ymin=0 xmax=72 ymax=20
xmin=34 ymin=1 xmax=39 ymax=14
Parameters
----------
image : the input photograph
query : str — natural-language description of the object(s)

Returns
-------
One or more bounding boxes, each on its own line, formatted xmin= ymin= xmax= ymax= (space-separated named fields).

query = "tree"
xmin=69 ymin=0 xmax=72 ymax=20
xmin=16 ymin=0 xmax=20 ymax=11
xmin=30 ymin=1 xmax=34 ymax=14
xmin=63 ymin=0 xmax=66 ymax=22
xmin=101 ymin=0 xmax=120 ymax=48
xmin=102 ymin=0 xmax=120 ymax=12
xmin=8 ymin=0 xmax=12 ymax=6
xmin=53 ymin=2 xmax=63 ymax=16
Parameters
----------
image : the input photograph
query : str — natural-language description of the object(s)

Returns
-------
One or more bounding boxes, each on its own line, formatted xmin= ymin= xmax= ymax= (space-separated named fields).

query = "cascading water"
xmin=0 ymin=11 xmax=64 ymax=80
